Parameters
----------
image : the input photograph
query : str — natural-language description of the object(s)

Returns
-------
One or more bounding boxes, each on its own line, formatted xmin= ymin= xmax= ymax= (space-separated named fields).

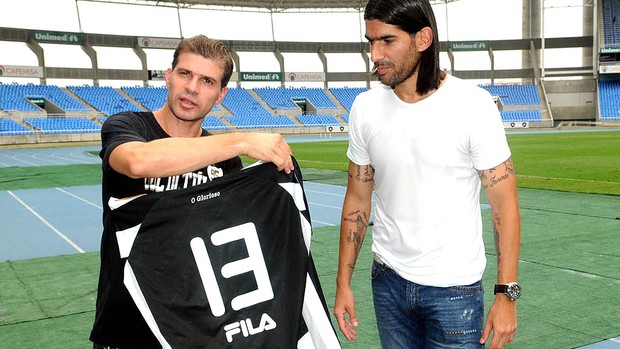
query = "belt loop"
xmin=373 ymin=253 xmax=387 ymax=272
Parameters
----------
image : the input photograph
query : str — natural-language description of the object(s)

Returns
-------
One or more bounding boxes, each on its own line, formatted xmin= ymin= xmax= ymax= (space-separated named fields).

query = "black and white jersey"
xmin=110 ymin=159 xmax=341 ymax=349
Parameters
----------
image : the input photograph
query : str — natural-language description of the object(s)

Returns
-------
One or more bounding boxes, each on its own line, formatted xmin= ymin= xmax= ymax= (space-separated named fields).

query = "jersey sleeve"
xmin=100 ymin=112 xmax=152 ymax=171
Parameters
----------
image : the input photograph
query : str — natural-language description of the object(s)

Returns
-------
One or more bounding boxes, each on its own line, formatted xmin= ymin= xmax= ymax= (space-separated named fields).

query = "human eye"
xmin=200 ymin=77 xmax=216 ymax=87
xmin=177 ymin=69 xmax=190 ymax=78
xmin=383 ymin=37 xmax=395 ymax=44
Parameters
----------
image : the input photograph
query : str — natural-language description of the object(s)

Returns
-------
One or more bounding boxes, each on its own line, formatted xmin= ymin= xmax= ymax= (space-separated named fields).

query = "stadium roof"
xmin=92 ymin=0 xmax=457 ymax=12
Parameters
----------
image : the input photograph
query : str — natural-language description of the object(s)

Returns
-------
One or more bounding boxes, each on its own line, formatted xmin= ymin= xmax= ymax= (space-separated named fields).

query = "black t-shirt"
xmin=112 ymin=160 xmax=340 ymax=348
xmin=91 ymin=111 xmax=243 ymax=348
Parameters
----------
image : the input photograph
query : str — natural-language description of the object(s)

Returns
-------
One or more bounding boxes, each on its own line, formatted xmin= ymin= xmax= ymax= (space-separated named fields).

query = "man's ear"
xmin=216 ymin=86 xmax=228 ymax=104
xmin=165 ymin=68 xmax=173 ymax=87
xmin=416 ymin=27 xmax=433 ymax=52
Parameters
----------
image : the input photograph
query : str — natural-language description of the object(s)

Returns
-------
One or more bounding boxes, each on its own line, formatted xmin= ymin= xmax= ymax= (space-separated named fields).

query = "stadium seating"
xmin=602 ymin=0 xmax=620 ymax=47
xmin=599 ymin=80 xmax=620 ymax=120
xmin=226 ymin=115 xmax=295 ymax=129
xmin=330 ymin=87 xmax=367 ymax=112
xmin=0 ymin=83 xmax=91 ymax=113
xmin=122 ymin=86 xmax=168 ymax=111
xmin=479 ymin=83 xmax=541 ymax=106
xmin=296 ymin=114 xmax=341 ymax=126
xmin=0 ymin=118 xmax=35 ymax=135
xmin=67 ymin=85 xmax=142 ymax=116
xmin=253 ymin=87 xmax=338 ymax=110
xmin=23 ymin=117 xmax=100 ymax=134
xmin=201 ymin=116 xmax=229 ymax=130
xmin=500 ymin=110 xmax=543 ymax=122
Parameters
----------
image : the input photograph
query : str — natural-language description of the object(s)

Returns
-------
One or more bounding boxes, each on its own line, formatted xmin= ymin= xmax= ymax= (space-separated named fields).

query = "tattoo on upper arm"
xmin=350 ymin=164 xmax=375 ymax=183
xmin=343 ymin=209 xmax=369 ymax=270
xmin=479 ymin=158 xmax=514 ymax=190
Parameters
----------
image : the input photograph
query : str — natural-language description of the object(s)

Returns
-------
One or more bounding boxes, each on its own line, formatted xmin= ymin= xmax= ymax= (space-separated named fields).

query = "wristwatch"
xmin=494 ymin=282 xmax=521 ymax=301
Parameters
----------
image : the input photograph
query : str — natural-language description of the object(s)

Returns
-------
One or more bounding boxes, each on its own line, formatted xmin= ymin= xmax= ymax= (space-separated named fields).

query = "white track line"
xmin=56 ymin=187 xmax=102 ymax=209
xmin=7 ymin=190 xmax=85 ymax=253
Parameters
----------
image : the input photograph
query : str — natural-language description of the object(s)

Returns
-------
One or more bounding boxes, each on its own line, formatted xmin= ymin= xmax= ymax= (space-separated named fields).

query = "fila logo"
xmin=224 ymin=313 xmax=277 ymax=343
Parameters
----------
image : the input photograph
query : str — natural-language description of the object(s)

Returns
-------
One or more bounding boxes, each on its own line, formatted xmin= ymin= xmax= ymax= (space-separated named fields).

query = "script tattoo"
xmin=479 ymin=158 xmax=514 ymax=190
xmin=343 ymin=209 xmax=369 ymax=270
xmin=350 ymin=164 xmax=374 ymax=183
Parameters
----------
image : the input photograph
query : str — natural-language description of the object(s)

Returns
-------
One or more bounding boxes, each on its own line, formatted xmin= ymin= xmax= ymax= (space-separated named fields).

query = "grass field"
xmin=289 ymin=130 xmax=620 ymax=196
xmin=1 ymin=130 xmax=618 ymax=195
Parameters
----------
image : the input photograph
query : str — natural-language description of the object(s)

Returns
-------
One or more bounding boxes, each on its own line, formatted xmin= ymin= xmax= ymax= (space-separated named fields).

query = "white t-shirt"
xmin=347 ymin=75 xmax=511 ymax=287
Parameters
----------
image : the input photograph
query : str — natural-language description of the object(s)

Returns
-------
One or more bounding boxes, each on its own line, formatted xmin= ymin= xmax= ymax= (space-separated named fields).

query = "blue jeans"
xmin=371 ymin=260 xmax=485 ymax=349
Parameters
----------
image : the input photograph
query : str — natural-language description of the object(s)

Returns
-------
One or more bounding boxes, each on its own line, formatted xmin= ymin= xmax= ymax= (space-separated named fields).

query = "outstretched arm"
xmin=479 ymin=157 xmax=521 ymax=349
xmin=109 ymin=132 xmax=294 ymax=178
xmin=334 ymin=161 xmax=375 ymax=341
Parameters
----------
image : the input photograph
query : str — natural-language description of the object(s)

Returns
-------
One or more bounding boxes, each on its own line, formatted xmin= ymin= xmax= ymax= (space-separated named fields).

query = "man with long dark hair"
xmin=334 ymin=0 xmax=521 ymax=348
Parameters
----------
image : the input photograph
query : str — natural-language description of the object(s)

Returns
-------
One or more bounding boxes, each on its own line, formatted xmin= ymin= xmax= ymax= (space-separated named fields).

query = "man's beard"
xmin=372 ymin=47 xmax=421 ymax=89
xmin=378 ymin=58 xmax=419 ymax=89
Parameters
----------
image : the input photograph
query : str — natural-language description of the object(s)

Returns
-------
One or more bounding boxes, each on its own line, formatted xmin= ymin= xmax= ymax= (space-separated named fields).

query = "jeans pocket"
xmin=371 ymin=259 xmax=385 ymax=282
xmin=447 ymin=280 xmax=483 ymax=295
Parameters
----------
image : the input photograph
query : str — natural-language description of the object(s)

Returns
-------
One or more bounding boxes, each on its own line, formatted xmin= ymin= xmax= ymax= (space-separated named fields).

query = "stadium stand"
xmin=479 ymin=83 xmax=541 ymax=106
xmin=121 ymin=85 xmax=223 ymax=112
xmin=201 ymin=115 xmax=229 ymax=130
xmin=0 ymin=83 xmax=91 ymax=113
xmin=330 ymin=87 xmax=367 ymax=112
xmin=479 ymin=83 xmax=544 ymax=123
xmin=220 ymin=87 xmax=295 ymax=128
xmin=599 ymin=80 xmax=620 ymax=120
xmin=0 ymin=118 xmax=35 ymax=135
xmin=23 ymin=117 xmax=101 ymax=134
xmin=122 ymin=85 xmax=168 ymax=111
xmin=296 ymin=114 xmax=341 ymax=126
xmin=602 ymin=0 xmax=620 ymax=47
xmin=67 ymin=85 xmax=142 ymax=116
xmin=253 ymin=87 xmax=338 ymax=110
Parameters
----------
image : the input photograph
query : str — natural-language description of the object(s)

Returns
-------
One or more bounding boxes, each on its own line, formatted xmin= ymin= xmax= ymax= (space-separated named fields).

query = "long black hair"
xmin=364 ymin=0 xmax=442 ymax=95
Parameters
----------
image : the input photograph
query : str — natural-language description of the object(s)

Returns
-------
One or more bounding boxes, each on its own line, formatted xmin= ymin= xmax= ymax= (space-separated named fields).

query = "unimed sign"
xmin=240 ymin=72 xmax=282 ymax=82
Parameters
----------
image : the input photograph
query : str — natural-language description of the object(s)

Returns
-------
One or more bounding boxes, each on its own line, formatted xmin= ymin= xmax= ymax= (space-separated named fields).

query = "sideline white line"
xmin=56 ymin=187 xmax=102 ymax=209
xmin=312 ymin=219 xmax=336 ymax=227
xmin=309 ymin=201 xmax=342 ymax=210
xmin=7 ymin=190 xmax=85 ymax=254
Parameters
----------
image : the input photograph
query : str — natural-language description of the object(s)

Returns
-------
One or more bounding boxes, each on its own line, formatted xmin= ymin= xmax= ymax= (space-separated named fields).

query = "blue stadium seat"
xmin=296 ymin=114 xmax=341 ymax=126
xmin=0 ymin=118 xmax=35 ymax=136
xmin=0 ymin=82 xmax=91 ymax=113
xmin=598 ymin=80 xmax=620 ymax=120
xmin=23 ymin=117 xmax=101 ymax=134
xmin=329 ymin=87 xmax=367 ymax=112
xmin=254 ymin=87 xmax=338 ymax=110
xmin=67 ymin=85 xmax=142 ymax=116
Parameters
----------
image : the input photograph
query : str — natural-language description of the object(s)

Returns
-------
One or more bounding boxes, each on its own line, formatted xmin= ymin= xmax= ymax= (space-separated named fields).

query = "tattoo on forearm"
xmin=343 ymin=209 xmax=369 ymax=270
xmin=493 ymin=212 xmax=502 ymax=277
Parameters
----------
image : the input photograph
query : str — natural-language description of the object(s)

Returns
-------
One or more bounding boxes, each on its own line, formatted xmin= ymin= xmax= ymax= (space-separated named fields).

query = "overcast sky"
xmin=0 ymin=0 xmax=587 ymax=87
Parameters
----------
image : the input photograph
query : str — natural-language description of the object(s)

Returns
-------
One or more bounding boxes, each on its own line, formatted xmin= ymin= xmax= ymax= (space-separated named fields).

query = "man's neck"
xmin=153 ymin=108 xmax=203 ymax=138
xmin=393 ymin=72 xmax=447 ymax=104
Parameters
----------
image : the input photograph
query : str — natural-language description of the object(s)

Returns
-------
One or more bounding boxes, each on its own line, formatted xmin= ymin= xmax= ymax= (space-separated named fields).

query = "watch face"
xmin=506 ymin=283 xmax=521 ymax=300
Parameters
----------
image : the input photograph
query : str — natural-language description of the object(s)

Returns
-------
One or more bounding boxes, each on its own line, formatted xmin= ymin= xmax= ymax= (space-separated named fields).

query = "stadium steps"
xmin=116 ymin=88 xmax=147 ymax=111
xmin=61 ymin=87 xmax=97 ymax=113
xmin=247 ymin=88 xmax=302 ymax=126
xmin=324 ymin=89 xmax=351 ymax=118
xmin=206 ymin=104 xmax=236 ymax=128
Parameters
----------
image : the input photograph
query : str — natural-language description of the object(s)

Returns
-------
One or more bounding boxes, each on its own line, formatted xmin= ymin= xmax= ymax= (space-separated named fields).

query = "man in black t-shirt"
xmin=90 ymin=35 xmax=296 ymax=349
